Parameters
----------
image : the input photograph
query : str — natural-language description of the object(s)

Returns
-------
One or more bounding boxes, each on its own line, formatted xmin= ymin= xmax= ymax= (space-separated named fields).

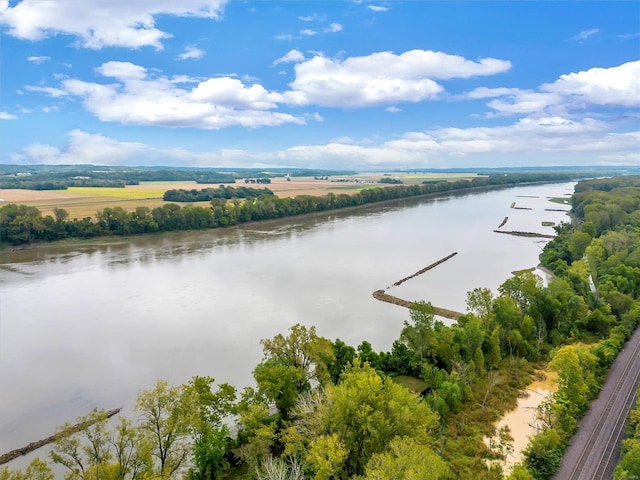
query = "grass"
xmin=542 ymin=221 xmax=555 ymax=227
xmin=392 ymin=375 xmax=429 ymax=394
xmin=549 ymin=197 xmax=570 ymax=205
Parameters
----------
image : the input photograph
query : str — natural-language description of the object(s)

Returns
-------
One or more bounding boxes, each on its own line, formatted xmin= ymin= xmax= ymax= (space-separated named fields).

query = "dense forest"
xmin=1 ymin=172 xmax=590 ymax=246
xmin=1 ymin=176 xmax=639 ymax=480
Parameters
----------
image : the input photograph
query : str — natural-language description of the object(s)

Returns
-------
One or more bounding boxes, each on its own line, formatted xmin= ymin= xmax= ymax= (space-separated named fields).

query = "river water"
xmin=0 ymin=182 xmax=573 ymax=457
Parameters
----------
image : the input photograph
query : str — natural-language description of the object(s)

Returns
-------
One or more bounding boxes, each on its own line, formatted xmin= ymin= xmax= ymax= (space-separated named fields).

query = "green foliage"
xmin=163 ymin=185 xmax=273 ymax=202
xmin=523 ymin=429 xmax=564 ymax=480
xmin=255 ymin=324 xmax=334 ymax=419
xmin=0 ymin=459 xmax=54 ymax=480
xmin=362 ymin=437 xmax=449 ymax=480
xmin=1 ymin=173 xmax=600 ymax=246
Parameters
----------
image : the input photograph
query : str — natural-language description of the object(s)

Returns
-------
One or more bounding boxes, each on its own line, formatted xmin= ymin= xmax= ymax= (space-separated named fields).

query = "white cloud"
xmin=324 ymin=23 xmax=342 ymax=33
xmin=24 ymin=85 xmax=69 ymax=97
xmin=0 ymin=0 xmax=228 ymax=49
xmin=11 ymin=130 xmax=146 ymax=165
xmin=386 ymin=106 xmax=401 ymax=113
xmin=466 ymin=87 xmax=522 ymax=99
xmin=8 ymin=129 xmax=269 ymax=167
xmin=285 ymin=50 xmax=512 ymax=107
xmin=272 ymin=49 xmax=305 ymax=66
xmin=571 ymin=28 xmax=600 ymax=41
xmin=300 ymin=29 xmax=317 ymax=37
xmin=299 ymin=14 xmax=325 ymax=22
xmin=368 ymin=6 xmax=389 ymax=12
xmin=274 ymin=33 xmax=294 ymax=41
xmin=9 ymin=116 xmax=640 ymax=169
xmin=477 ymin=61 xmax=640 ymax=118
xmin=27 ymin=55 xmax=50 ymax=64
xmin=0 ymin=111 xmax=17 ymax=120
xmin=45 ymin=61 xmax=303 ymax=129
xmin=178 ymin=46 xmax=205 ymax=61
xmin=542 ymin=61 xmax=640 ymax=107
xmin=617 ymin=32 xmax=640 ymax=39
xmin=276 ymin=117 xmax=640 ymax=168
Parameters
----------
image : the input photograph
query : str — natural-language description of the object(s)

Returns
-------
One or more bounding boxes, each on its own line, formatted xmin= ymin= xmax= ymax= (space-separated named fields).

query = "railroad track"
xmin=554 ymin=327 xmax=640 ymax=479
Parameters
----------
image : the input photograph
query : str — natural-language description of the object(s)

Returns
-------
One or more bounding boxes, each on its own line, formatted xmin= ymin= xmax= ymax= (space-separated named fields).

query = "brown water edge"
xmin=493 ymin=230 xmax=555 ymax=239
xmin=486 ymin=370 xmax=558 ymax=474
xmin=0 ymin=408 xmax=121 ymax=465
xmin=372 ymin=290 xmax=463 ymax=320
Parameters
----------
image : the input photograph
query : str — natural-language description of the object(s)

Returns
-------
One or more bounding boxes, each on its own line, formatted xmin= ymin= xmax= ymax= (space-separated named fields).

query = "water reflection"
xmin=0 ymin=182 xmax=574 ymax=456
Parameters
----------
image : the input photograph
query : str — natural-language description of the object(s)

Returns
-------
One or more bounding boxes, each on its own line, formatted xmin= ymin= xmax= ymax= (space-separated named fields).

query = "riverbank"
xmin=0 ymin=176 xmax=576 ymax=252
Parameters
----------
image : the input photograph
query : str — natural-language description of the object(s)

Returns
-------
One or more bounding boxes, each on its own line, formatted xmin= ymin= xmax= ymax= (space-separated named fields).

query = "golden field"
xmin=0 ymin=173 xmax=478 ymax=219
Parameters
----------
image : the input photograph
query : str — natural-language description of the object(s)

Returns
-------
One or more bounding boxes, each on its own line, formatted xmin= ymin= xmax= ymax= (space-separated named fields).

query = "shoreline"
xmin=0 ymin=180 xmax=574 ymax=255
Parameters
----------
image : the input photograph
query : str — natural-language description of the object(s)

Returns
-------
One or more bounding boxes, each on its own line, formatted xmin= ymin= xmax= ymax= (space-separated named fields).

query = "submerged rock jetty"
xmin=493 ymin=230 xmax=555 ymax=239
xmin=392 ymin=252 xmax=458 ymax=287
xmin=372 ymin=290 xmax=463 ymax=320
xmin=0 ymin=408 xmax=121 ymax=465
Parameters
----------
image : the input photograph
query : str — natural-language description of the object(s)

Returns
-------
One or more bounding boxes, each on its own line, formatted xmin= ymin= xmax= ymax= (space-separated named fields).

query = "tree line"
xmin=2 ymin=175 xmax=639 ymax=479
xmin=163 ymin=186 xmax=274 ymax=203
xmin=0 ymin=166 xmax=357 ymax=190
xmin=1 ymin=172 xmax=587 ymax=247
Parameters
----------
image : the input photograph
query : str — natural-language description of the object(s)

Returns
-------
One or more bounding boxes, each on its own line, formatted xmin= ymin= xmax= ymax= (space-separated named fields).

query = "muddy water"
xmin=0 ymin=182 xmax=573 ymax=458
xmin=488 ymin=371 xmax=559 ymax=473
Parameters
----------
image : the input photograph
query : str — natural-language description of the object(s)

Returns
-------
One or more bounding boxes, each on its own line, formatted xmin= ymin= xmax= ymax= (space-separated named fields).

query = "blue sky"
xmin=1 ymin=0 xmax=639 ymax=170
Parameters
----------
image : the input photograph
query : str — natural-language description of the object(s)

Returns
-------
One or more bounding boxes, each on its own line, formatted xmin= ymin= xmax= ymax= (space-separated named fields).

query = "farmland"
xmin=0 ymin=173 xmax=478 ymax=219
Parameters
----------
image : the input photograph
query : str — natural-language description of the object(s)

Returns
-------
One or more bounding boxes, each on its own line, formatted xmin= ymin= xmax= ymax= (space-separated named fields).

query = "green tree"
xmin=184 ymin=376 xmax=237 ymax=480
xmin=50 ymin=409 xmax=113 ymax=480
xmin=1 ymin=459 xmax=54 ymax=480
xmin=135 ymin=380 xmax=194 ymax=479
xmin=363 ymin=437 xmax=449 ymax=480
xmin=286 ymin=361 xmax=440 ymax=477
xmin=400 ymin=302 xmax=436 ymax=363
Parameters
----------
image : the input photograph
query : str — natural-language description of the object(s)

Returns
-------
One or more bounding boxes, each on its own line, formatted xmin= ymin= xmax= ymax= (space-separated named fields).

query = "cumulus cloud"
xmin=8 ymin=116 xmax=639 ymax=168
xmin=285 ymin=50 xmax=512 ymax=107
xmin=27 ymin=55 xmax=50 ymax=64
xmin=8 ymin=129 xmax=270 ymax=167
xmin=178 ymin=46 xmax=205 ymax=61
xmin=482 ymin=61 xmax=640 ymax=117
xmin=0 ymin=0 xmax=227 ymax=49
xmin=33 ymin=61 xmax=304 ymax=129
xmin=324 ymin=23 xmax=342 ymax=33
xmin=275 ymin=117 xmax=640 ymax=168
xmin=272 ymin=49 xmax=305 ymax=66
xmin=542 ymin=61 xmax=640 ymax=107
xmin=300 ymin=29 xmax=317 ymax=37
xmin=0 ymin=111 xmax=17 ymax=120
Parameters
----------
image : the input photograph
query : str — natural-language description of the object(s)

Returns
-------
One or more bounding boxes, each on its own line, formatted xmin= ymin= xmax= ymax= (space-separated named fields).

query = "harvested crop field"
xmin=0 ymin=173 xmax=479 ymax=219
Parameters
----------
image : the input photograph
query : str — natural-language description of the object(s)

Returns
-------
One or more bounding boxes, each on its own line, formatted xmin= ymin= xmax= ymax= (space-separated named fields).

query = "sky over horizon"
xmin=1 ymin=0 xmax=639 ymax=170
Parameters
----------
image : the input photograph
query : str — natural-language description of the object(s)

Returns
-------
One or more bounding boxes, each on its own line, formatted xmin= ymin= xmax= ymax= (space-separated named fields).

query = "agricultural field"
xmin=0 ymin=173 xmax=479 ymax=219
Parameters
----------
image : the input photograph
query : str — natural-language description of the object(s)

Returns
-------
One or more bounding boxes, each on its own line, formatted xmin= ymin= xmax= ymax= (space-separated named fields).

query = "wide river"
xmin=0 ymin=182 xmax=573 ymax=456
